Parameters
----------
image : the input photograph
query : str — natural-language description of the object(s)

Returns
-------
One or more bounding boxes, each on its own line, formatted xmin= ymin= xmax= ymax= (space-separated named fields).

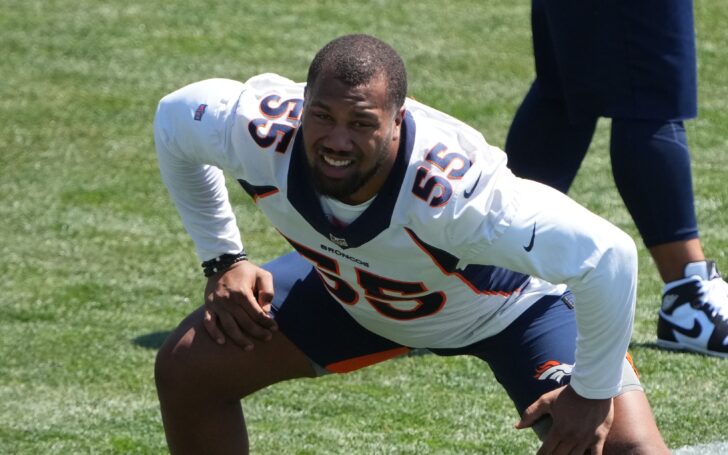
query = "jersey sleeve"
xmin=153 ymin=79 xmax=246 ymax=261
xmin=458 ymin=176 xmax=637 ymax=399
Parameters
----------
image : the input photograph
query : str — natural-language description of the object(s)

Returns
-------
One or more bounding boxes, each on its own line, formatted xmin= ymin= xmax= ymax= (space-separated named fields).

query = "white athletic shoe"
xmin=657 ymin=260 xmax=728 ymax=358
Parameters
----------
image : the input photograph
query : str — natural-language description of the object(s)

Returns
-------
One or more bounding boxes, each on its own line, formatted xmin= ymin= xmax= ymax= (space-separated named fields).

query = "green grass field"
xmin=1 ymin=1 xmax=726 ymax=453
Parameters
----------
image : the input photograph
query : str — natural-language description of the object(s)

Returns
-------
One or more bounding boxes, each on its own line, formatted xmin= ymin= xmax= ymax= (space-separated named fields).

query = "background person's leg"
xmin=505 ymin=0 xmax=598 ymax=193
xmin=506 ymin=82 xmax=596 ymax=193
xmin=610 ymin=119 xmax=703 ymax=281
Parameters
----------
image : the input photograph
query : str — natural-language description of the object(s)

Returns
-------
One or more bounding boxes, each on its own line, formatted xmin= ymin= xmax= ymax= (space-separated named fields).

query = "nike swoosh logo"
xmin=661 ymin=317 xmax=702 ymax=338
xmin=523 ymin=223 xmax=536 ymax=252
xmin=463 ymin=172 xmax=482 ymax=199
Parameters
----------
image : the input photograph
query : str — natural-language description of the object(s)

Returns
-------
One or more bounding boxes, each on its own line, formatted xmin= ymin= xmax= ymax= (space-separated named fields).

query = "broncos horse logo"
xmin=534 ymin=360 xmax=574 ymax=384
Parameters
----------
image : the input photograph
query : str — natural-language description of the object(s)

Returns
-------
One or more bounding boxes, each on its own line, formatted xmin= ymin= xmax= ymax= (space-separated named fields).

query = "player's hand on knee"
xmin=516 ymin=385 xmax=613 ymax=455
xmin=203 ymin=260 xmax=278 ymax=350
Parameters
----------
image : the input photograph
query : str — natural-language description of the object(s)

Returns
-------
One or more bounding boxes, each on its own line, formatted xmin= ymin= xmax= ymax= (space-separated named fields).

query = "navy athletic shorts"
xmin=265 ymin=252 xmax=640 ymax=415
xmin=532 ymin=0 xmax=697 ymax=121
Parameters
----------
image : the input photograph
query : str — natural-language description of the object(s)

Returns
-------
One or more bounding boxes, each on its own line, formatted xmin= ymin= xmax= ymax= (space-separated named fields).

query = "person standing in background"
xmin=505 ymin=0 xmax=728 ymax=357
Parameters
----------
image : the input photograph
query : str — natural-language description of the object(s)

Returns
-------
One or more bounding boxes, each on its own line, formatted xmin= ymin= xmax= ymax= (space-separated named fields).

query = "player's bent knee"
xmin=155 ymin=308 xmax=317 ymax=403
xmin=154 ymin=327 xmax=196 ymax=397
xmin=606 ymin=391 xmax=670 ymax=454
xmin=154 ymin=310 xmax=221 ymax=399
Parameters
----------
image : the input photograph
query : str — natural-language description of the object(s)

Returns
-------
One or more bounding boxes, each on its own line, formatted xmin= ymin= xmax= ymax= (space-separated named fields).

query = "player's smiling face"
xmin=302 ymin=72 xmax=404 ymax=205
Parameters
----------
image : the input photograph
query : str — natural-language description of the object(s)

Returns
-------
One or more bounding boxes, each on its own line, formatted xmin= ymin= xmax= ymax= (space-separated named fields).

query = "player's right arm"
xmin=202 ymin=260 xmax=277 ymax=349
xmin=153 ymin=78 xmax=277 ymax=348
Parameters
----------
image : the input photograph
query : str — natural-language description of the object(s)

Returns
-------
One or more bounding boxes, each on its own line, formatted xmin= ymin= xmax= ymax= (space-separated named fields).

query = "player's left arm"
xmin=460 ymin=176 xmax=637 ymax=400
xmin=408 ymin=107 xmax=634 ymax=396
xmin=455 ymin=175 xmax=634 ymax=453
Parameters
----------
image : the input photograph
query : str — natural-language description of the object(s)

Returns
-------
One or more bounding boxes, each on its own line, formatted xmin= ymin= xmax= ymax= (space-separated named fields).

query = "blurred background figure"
xmin=505 ymin=0 xmax=728 ymax=357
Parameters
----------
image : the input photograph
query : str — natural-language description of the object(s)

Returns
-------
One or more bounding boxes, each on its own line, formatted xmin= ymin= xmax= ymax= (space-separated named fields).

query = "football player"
xmin=153 ymin=34 xmax=669 ymax=454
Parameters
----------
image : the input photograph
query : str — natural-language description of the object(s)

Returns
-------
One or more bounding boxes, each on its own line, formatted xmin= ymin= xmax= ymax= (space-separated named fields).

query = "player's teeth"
xmin=323 ymin=156 xmax=351 ymax=167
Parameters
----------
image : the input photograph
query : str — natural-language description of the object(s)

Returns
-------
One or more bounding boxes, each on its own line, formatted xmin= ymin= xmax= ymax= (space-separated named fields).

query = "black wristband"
xmin=201 ymin=252 xmax=247 ymax=277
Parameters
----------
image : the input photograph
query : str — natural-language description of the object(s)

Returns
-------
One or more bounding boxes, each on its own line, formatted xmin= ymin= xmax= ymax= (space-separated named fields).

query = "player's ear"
xmin=396 ymin=106 xmax=405 ymax=122
xmin=391 ymin=107 xmax=405 ymax=141
xmin=302 ymin=86 xmax=311 ymax=117
xmin=393 ymin=106 xmax=405 ymax=126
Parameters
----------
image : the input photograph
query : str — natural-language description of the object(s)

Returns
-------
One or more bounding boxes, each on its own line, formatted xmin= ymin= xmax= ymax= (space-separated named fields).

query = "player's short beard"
xmin=308 ymin=143 xmax=390 ymax=203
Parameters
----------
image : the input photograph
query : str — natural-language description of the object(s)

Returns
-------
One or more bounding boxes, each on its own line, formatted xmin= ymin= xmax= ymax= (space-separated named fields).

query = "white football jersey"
xmin=154 ymin=74 xmax=637 ymax=399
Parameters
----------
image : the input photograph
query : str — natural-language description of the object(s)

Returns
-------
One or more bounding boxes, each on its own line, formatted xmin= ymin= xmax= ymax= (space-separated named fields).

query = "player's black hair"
xmin=306 ymin=34 xmax=407 ymax=111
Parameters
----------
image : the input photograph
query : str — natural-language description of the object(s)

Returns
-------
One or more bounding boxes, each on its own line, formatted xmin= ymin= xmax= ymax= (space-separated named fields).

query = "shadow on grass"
xmin=133 ymin=331 xmax=171 ymax=350
xmin=630 ymin=341 xmax=664 ymax=351
xmin=630 ymin=341 xmax=722 ymax=360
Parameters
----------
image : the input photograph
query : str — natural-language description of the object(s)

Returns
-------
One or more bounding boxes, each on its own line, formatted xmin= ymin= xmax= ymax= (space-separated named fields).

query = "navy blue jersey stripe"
xmin=403 ymin=227 xmax=460 ymax=272
xmin=404 ymin=227 xmax=530 ymax=295
xmin=237 ymin=179 xmax=279 ymax=202
xmin=457 ymin=264 xmax=530 ymax=295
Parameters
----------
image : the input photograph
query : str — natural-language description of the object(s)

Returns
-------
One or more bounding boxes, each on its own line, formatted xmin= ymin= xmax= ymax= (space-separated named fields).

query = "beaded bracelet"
xmin=201 ymin=252 xmax=247 ymax=277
